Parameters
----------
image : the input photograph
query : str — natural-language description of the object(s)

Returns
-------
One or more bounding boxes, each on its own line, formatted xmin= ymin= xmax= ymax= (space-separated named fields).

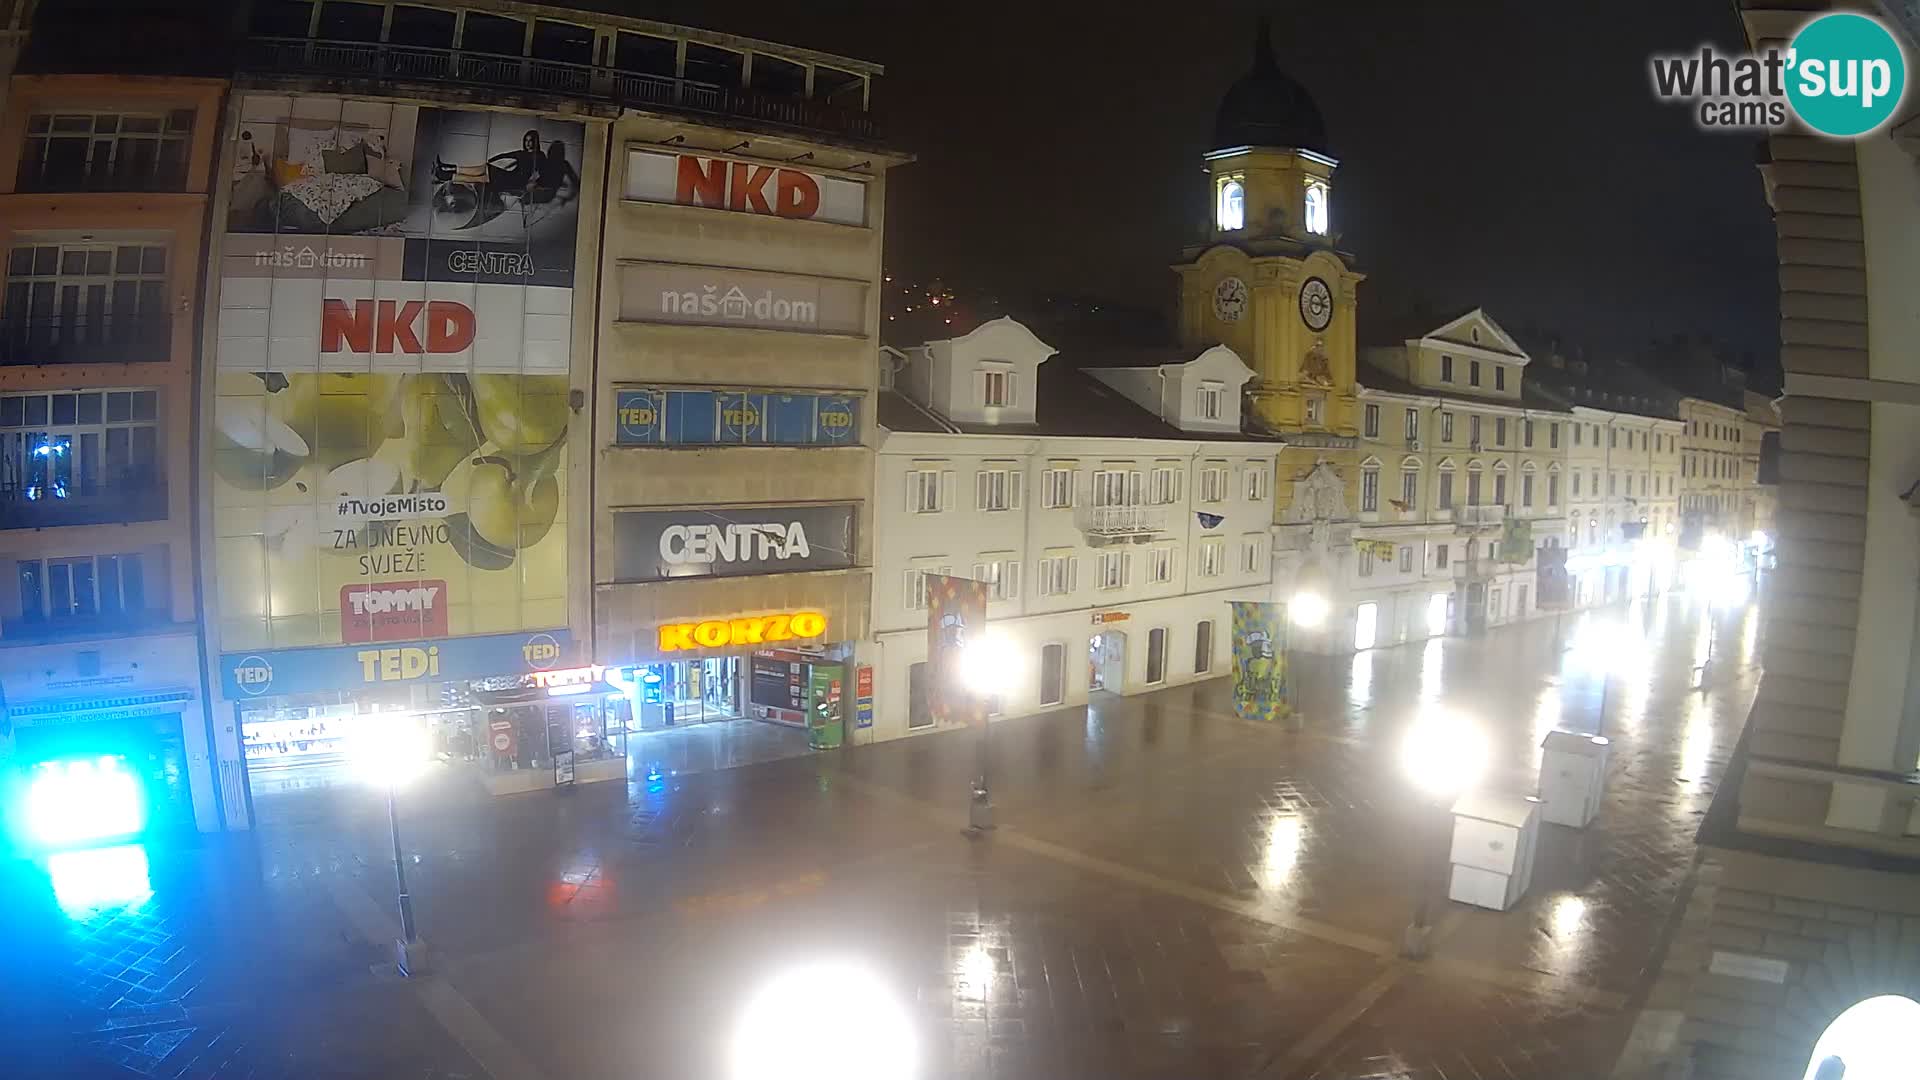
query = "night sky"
xmin=657 ymin=0 xmax=1780 ymax=373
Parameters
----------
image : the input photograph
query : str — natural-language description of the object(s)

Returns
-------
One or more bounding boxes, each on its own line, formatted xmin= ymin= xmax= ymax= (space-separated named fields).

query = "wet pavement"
xmin=0 ymin=592 xmax=1765 ymax=1079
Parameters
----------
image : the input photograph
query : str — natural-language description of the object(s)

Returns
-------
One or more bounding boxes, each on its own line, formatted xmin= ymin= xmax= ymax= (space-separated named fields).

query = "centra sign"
xmin=658 ymin=611 xmax=827 ymax=652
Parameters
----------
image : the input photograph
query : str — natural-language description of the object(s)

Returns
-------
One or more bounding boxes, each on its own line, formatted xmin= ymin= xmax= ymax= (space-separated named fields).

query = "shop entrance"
xmin=632 ymin=657 xmax=743 ymax=729
xmin=1089 ymin=631 xmax=1127 ymax=692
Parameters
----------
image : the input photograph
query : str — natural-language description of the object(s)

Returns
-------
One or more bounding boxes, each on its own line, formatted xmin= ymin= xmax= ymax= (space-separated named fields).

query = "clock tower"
xmin=1172 ymin=17 xmax=1364 ymax=439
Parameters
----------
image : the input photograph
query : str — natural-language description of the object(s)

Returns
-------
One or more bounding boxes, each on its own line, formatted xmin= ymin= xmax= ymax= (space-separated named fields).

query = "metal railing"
xmin=1075 ymin=504 xmax=1171 ymax=537
xmin=0 ymin=482 xmax=167 ymax=529
xmin=238 ymin=37 xmax=880 ymax=142
xmin=1453 ymin=504 xmax=1506 ymax=529
xmin=0 ymin=315 xmax=172 ymax=366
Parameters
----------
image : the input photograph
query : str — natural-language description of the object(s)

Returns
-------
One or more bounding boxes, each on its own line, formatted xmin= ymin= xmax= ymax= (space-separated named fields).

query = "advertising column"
xmin=207 ymin=97 xmax=586 ymax=785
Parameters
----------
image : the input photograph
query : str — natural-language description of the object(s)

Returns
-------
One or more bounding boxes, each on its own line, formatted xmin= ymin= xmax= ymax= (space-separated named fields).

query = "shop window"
xmin=1194 ymin=620 xmax=1213 ymax=674
xmin=1039 ymin=643 xmax=1065 ymax=706
xmin=1354 ymin=603 xmax=1378 ymax=650
xmin=387 ymin=5 xmax=455 ymax=47
xmin=1146 ymin=627 xmax=1167 ymax=684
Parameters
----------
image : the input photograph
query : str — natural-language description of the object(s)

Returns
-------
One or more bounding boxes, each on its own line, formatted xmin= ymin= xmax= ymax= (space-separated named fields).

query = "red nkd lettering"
xmin=774 ymin=169 xmax=821 ymax=219
xmin=727 ymin=162 xmax=776 ymax=214
xmin=675 ymin=154 xmax=727 ymax=207
xmin=321 ymin=299 xmax=476 ymax=355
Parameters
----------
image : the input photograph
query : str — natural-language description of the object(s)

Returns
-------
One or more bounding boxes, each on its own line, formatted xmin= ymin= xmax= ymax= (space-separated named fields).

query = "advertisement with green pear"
xmin=211 ymin=96 xmax=582 ymax=655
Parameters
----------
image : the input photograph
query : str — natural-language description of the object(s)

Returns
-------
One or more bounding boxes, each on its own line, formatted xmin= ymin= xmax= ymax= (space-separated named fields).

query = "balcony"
xmin=0 ymin=316 xmax=172 ymax=366
xmin=1454 ymin=504 xmax=1506 ymax=531
xmin=0 ymin=482 xmax=168 ymax=530
xmin=1075 ymin=504 xmax=1170 ymax=541
xmin=237 ymin=37 xmax=881 ymax=143
xmin=1 ymin=608 xmax=176 ymax=645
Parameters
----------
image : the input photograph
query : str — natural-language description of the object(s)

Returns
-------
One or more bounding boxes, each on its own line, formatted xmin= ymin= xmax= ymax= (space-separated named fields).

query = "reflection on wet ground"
xmin=1 ymin=592 xmax=1764 ymax=1078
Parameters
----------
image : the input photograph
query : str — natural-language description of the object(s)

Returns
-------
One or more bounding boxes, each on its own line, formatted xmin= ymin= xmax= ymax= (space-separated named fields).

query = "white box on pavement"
xmin=1447 ymin=791 xmax=1540 ymax=911
xmin=1539 ymin=730 xmax=1610 ymax=828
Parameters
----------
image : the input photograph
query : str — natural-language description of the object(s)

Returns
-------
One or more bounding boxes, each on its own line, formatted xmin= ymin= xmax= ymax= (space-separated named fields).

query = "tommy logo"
xmin=340 ymin=581 xmax=449 ymax=643
xmin=321 ymin=299 xmax=477 ymax=354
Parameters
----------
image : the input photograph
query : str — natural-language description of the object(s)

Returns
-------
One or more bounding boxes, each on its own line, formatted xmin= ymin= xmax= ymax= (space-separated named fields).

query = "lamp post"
xmin=352 ymin=717 xmax=430 ymax=976
xmin=959 ymin=633 xmax=1017 ymax=832
xmin=1398 ymin=709 xmax=1487 ymax=959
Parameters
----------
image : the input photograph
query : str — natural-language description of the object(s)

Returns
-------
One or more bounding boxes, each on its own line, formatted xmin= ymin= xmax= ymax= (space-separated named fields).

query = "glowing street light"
xmin=959 ymin=632 xmax=1019 ymax=831
xmin=1399 ymin=708 xmax=1487 ymax=958
xmin=730 ymin=960 xmax=917 ymax=1080
xmin=353 ymin=716 xmax=430 ymax=976
xmin=1290 ymin=590 xmax=1329 ymax=629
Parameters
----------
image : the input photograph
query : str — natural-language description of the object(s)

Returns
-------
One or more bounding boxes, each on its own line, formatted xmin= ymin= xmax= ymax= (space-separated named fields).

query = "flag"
xmin=926 ymin=574 xmax=990 ymax=727
xmin=1196 ymin=512 xmax=1224 ymax=529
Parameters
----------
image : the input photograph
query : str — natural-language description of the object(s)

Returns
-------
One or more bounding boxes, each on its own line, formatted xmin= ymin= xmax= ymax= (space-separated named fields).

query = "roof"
xmin=1357 ymin=362 xmax=1571 ymax=414
xmin=1213 ymin=17 xmax=1329 ymax=155
xmin=1359 ymin=307 xmax=1480 ymax=349
xmin=878 ymin=366 xmax=1279 ymax=444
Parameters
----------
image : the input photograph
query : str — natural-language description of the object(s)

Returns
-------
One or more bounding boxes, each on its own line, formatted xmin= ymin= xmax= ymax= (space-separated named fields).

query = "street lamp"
xmin=1398 ymin=708 xmax=1487 ymax=959
xmin=730 ymin=959 xmax=917 ymax=1080
xmin=350 ymin=715 xmax=430 ymax=976
xmin=1290 ymin=590 xmax=1329 ymax=629
xmin=958 ymin=632 xmax=1018 ymax=832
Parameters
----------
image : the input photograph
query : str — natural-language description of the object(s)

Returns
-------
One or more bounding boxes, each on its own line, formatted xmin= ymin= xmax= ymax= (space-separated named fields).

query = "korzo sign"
xmin=612 ymin=503 xmax=856 ymax=583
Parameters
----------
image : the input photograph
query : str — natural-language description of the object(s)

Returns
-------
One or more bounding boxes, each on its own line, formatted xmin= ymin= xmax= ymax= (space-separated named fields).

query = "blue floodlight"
xmin=24 ymin=756 xmax=148 ymax=848
xmin=46 ymin=844 xmax=153 ymax=916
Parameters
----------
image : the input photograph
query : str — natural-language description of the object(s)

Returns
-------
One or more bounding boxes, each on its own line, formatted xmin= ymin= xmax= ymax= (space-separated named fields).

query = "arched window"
xmin=1218 ymin=179 xmax=1245 ymax=231
xmin=1303 ymin=181 xmax=1329 ymax=235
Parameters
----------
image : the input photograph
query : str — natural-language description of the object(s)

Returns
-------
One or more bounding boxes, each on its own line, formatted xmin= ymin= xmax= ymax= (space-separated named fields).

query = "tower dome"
xmin=1212 ymin=17 xmax=1328 ymax=154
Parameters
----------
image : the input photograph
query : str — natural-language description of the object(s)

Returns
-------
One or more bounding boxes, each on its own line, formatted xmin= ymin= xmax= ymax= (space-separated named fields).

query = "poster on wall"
xmin=925 ymin=574 xmax=989 ymax=727
xmin=212 ymin=95 xmax=583 ymax=657
xmin=1230 ymin=601 xmax=1289 ymax=722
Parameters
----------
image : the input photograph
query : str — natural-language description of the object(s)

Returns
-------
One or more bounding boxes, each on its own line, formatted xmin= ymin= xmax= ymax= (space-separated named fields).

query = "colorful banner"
xmin=926 ymin=574 xmax=989 ymax=727
xmin=219 ymin=629 xmax=574 ymax=699
xmin=1355 ymin=539 xmax=1397 ymax=560
xmin=1230 ymin=601 xmax=1289 ymax=722
xmin=212 ymin=96 xmax=584 ymax=657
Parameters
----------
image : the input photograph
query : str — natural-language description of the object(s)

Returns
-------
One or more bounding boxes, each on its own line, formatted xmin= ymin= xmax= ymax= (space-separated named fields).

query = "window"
xmin=0 ymin=388 xmax=160 ymax=503
xmin=1399 ymin=546 xmax=1413 ymax=573
xmin=1358 ymin=546 xmax=1374 ymax=577
xmin=1469 ymin=360 xmax=1482 ymax=387
xmin=18 ymin=111 xmax=194 ymax=193
xmin=1548 ymin=473 xmax=1560 ymax=506
xmin=1435 ymin=544 xmax=1450 ymax=568
xmin=972 ymin=556 xmax=1021 ymax=601
xmin=908 ymin=468 xmax=945 ymax=513
xmin=1398 ymin=468 xmax=1418 ymax=511
xmin=1148 ymin=465 xmax=1182 ymax=505
xmin=1573 ymin=472 xmax=1582 ymax=497
xmin=1041 ymin=466 xmax=1075 ymax=509
xmin=1469 ymin=415 xmax=1482 ymax=447
xmin=903 ymin=564 xmax=952 ymax=611
xmin=1440 ymin=412 xmax=1455 ymax=443
xmin=1092 ymin=469 xmax=1134 ymax=507
xmin=1438 ymin=470 xmax=1454 ymax=509
xmin=1218 ymin=178 xmax=1245 ymax=231
xmin=1608 ymin=472 xmax=1617 ymax=496
xmin=1194 ymin=620 xmax=1214 ymax=674
xmin=1405 ymin=408 xmax=1420 ymax=442
xmin=5 ymin=242 xmax=170 ymax=350
xmin=1039 ymin=642 xmax=1066 ymax=706
xmin=1592 ymin=424 xmax=1600 ymax=444
xmin=1441 ymin=355 xmax=1455 ymax=383
xmin=1363 ymin=403 xmax=1380 ymax=438
xmin=975 ymin=466 xmax=1023 ymax=511
xmin=1360 ymin=467 xmax=1379 ymax=512
xmin=981 ymin=367 xmax=1013 ymax=408
xmin=1197 ymin=381 xmax=1224 ymax=421
xmin=1097 ymin=550 xmax=1128 ymax=590
xmin=1467 ymin=469 xmax=1482 ymax=506
xmin=19 ymin=551 xmax=147 ymax=623
xmin=1197 ymin=537 xmax=1224 ymax=577
xmin=1609 ymin=428 xmax=1617 ymax=449
xmin=1523 ymin=419 xmax=1534 ymax=448
xmin=1493 ymin=472 xmax=1507 ymax=505
xmin=1198 ymin=465 xmax=1229 ymax=504
xmin=1495 ymin=367 xmax=1507 ymax=391
xmin=1239 ymin=533 xmax=1263 ymax=573
xmin=1244 ymin=465 xmax=1269 ymax=501
xmin=1303 ymin=181 xmax=1329 ymax=235
xmin=1573 ymin=424 xmax=1582 ymax=447
xmin=1522 ymin=474 xmax=1534 ymax=507
xmin=1148 ymin=545 xmax=1177 ymax=584
xmin=1305 ymin=394 xmax=1325 ymax=426
xmin=1146 ymin=627 xmax=1168 ymax=684
xmin=1036 ymin=552 xmax=1076 ymax=596
xmin=1550 ymin=423 xmax=1560 ymax=449
xmin=1495 ymin=417 xmax=1507 ymax=446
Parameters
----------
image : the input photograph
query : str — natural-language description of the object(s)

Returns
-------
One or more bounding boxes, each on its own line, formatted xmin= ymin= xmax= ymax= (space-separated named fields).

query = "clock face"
xmin=1212 ymin=276 xmax=1248 ymax=324
xmin=1299 ymin=276 xmax=1334 ymax=331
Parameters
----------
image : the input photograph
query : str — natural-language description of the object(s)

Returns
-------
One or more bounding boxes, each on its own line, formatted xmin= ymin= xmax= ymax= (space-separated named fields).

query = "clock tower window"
xmin=1304 ymin=180 xmax=1329 ymax=235
xmin=1217 ymin=178 xmax=1245 ymax=232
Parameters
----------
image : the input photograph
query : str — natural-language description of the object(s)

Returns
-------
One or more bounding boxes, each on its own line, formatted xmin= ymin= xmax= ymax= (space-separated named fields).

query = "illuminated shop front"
xmin=611 ymin=610 xmax=850 ymax=750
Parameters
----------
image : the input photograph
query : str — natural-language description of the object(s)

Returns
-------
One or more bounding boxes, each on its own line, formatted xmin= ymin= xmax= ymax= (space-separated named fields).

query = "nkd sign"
xmin=625 ymin=149 xmax=868 ymax=227
xmin=611 ymin=503 xmax=856 ymax=583
xmin=619 ymin=262 xmax=867 ymax=336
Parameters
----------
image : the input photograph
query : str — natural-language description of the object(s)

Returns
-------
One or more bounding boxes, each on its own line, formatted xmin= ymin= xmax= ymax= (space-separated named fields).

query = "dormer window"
xmin=1303 ymin=180 xmax=1329 ymax=235
xmin=1197 ymin=381 xmax=1224 ymax=421
xmin=1304 ymin=393 xmax=1326 ymax=427
xmin=981 ymin=365 xmax=1013 ymax=408
xmin=1217 ymin=178 xmax=1245 ymax=232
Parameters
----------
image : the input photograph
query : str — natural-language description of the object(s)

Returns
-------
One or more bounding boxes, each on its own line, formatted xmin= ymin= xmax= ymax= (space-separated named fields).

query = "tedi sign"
xmin=613 ymin=503 xmax=856 ymax=582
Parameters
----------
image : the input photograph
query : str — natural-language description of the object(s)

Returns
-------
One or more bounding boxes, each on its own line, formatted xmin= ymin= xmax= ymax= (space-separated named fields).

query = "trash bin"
xmin=1539 ymin=730 xmax=1610 ymax=828
xmin=1447 ymin=791 xmax=1541 ymax=911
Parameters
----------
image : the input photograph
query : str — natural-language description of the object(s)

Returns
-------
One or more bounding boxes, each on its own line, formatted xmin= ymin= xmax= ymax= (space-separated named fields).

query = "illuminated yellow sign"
xmin=658 ymin=610 xmax=828 ymax=652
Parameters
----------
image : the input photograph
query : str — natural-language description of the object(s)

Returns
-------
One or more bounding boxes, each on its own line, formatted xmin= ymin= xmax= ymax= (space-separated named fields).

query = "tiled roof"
xmin=1356 ymin=362 xmax=1572 ymax=414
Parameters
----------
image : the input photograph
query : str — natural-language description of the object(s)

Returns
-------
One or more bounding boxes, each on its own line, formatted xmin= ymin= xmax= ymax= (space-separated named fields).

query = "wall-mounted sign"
xmin=624 ymin=149 xmax=869 ymax=227
xmin=658 ymin=611 xmax=828 ymax=652
xmin=340 ymin=580 xmax=450 ymax=643
xmin=612 ymin=503 xmax=856 ymax=583
xmin=1091 ymin=611 xmax=1130 ymax=625
xmin=219 ymin=630 xmax=574 ymax=698
xmin=614 ymin=387 xmax=860 ymax=447
xmin=531 ymin=664 xmax=607 ymax=689
xmin=854 ymin=663 xmax=874 ymax=729
xmin=619 ymin=262 xmax=867 ymax=336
